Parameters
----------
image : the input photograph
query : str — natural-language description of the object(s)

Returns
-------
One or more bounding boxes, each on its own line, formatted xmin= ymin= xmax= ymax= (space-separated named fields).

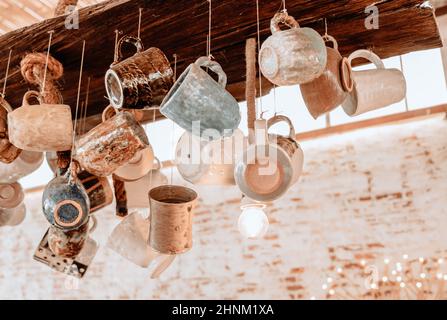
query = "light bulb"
xmin=238 ymin=205 xmax=269 ymax=239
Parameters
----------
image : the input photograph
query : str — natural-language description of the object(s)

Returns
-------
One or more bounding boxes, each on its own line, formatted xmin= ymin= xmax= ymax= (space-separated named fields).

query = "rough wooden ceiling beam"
xmin=0 ymin=0 xmax=442 ymax=129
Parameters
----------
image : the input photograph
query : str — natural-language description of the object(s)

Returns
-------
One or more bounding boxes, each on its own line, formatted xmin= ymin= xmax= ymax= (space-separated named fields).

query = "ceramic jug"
xmin=259 ymin=11 xmax=327 ymax=86
xmin=300 ymin=35 xmax=354 ymax=119
xmin=105 ymin=35 xmax=174 ymax=109
xmin=342 ymin=49 xmax=407 ymax=116
xmin=160 ymin=56 xmax=241 ymax=139
xmin=8 ymin=90 xmax=73 ymax=152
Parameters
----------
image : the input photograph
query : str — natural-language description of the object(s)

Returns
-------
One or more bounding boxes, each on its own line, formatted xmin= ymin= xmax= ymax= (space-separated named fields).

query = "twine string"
xmin=207 ymin=0 xmax=212 ymax=58
xmin=81 ymin=76 xmax=91 ymax=134
xmin=137 ymin=8 xmax=143 ymax=39
xmin=256 ymin=0 xmax=263 ymax=117
xmin=42 ymin=31 xmax=55 ymax=97
xmin=1 ymin=49 xmax=12 ymax=98
xmin=70 ymin=40 xmax=86 ymax=169
xmin=282 ymin=0 xmax=286 ymax=12
xmin=170 ymin=54 xmax=178 ymax=184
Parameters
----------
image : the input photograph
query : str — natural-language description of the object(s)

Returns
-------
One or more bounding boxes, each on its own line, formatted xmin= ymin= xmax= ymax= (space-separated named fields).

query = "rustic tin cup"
xmin=8 ymin=90 xmax=73 ymax=152
xmin=0 ymin=95 xmax=21 ymax=164
xmin=77 ymin=170 xmax=113 ymax=213
xmin=105 ymin=35 xmax=174 ymax=109
xmin=160 ymin=56 xmax=241 ymax=139
xmin=301 ymin=35 xmax=354 ymax=119
xmin=175 ymin=129 xmax=247 ymax=185
xmin=125 ymin=158 xmax=168 ymax=209
xmin=0 ymin=150 xmax=43 ymax=183
xmin=107 ymin=211 xmax=176 ymax=277
xmin=42 ymin=163 xmax=90 ymax=231
xmin=48 ymin=215 xmax=97 ymax=258
xmin=342 ymin=49 xmax=407 ymax=116
xmin=149 ymin=185 xmax=197 ymax=255
xmin=235 ymin=116 xmax=303 ymax=202
xmin=259 ymin=12 xmax=327 ymax=86
xmin=74 ymin=107 xmax=149 ymax=177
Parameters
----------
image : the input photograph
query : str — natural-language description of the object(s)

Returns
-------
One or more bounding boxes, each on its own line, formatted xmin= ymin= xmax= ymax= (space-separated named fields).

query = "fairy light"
xmin=238 ymin=202 xmax=269 ymax=239
xmin=382 ymin=276 xmax=388 ymax=282
xmin=420 ymin=273 xmax=426 ymax=279
xmin=384 ymin=258 xmax=390 ymax=264
xmin=327 ymin=277 xmax=333 ymax=283
xmin=403 ymin=254 xmax=409 ymax=260
xmin=400 ymin=282 xmax=406 ymax=288
xmin=416 ymin=282 xmax=422 ymax=288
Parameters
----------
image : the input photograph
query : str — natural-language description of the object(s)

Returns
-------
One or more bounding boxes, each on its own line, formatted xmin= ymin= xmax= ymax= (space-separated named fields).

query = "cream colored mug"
xmin=8 ymin=91 xmax=73 ymax=152
xmin=342 ymin=49 xmax=407 ymax=116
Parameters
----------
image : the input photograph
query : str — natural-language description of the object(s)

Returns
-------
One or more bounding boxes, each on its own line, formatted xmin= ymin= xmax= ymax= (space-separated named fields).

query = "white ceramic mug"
xmin=342 ymin=49 xmax=407 ymax=116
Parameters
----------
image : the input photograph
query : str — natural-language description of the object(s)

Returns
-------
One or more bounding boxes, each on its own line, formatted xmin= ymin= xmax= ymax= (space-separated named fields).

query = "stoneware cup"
xmin=48 ymin=215 xmax=97 ymax=258
xmin=0 ymin=150 xmax=43 ymax=183
xmin=342 ymin=49 xmax=407 ymax=116
xmin=105 ymin=35 xmax=174 ymax=109
xmin=113 ymin=147 xmax=155 ymax=182
xmin=125 ymin=158 xmax=168 ymax=209
xmin=42 ymin=162 xmax=90 ymax=231
xmin=259 ymin=11 xmax=327 ymax=86
xmin=300 ymin=35 xmax=354 ymax=119
xmin=160 ymin=56 xmax=241 ymax=139
xmin=0 ymin=204 xmax=26 ymax=227
xmin=75 ymin=107 xmax=149 ymax=177
xmin=8 ymin=90 xmax=73 ymax=152
xmin=175 ymin=129 xmax=247 ymax=185
xmin=0 ymin=182 xmax=26 ymax=227
xmin=235 ymin=116 xmax=304 ymax=202
xmin=149 ymin=185 xmax=198 ymax=255
xmin=0 ymin=96 xmax=21 ymax=163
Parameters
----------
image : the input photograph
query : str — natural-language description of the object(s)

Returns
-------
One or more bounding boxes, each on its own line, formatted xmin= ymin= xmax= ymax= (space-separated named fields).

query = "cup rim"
xmin=105 ymin=68 xmax=124 ymax=109
xmin=148 ymin=185 xmax=198 ymax=206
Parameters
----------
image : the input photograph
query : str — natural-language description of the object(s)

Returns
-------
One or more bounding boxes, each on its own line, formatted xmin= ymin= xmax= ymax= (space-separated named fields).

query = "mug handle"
xmin=152 ymin=157 xmax=162 ymax=171
xmin=113 ymin=35 xmax=145 ymax=65
xmin=267 ymin=115 xmax=296 ymax=139
xmin=89 ymin=215 xmax=98 ymax=234
xmin=270 ymin=12 xmax=299 ymax=34
xmin=194 ymin=56 xmax=227 ymax=88
xmin=348 ymin=49 xmax=385 ymax=70
xmin=323 ymin=34 xmax=339 ymax=51
xmin=102 ymin=105 xmax=118 ymax=122
xmin=340 ymin=57 xmax=354 ymax=93
xmin=22 ymin=90 xmax=41 ymax=107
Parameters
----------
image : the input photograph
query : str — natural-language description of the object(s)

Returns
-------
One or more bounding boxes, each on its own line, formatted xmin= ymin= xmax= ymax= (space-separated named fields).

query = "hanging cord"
xmin=399 ymin=55 xmax=409 ymax=112
xmin=256 ymin=0 xmax=264 ymax=117
xmin=170 ymin=54 xmax=178 ymax=184
xmin=1 ymin=49 xmax=12 ymax=98
xmin=81 ymin=76 xmax=91 ymax=134
xmin=54 ymin=0 xmax=78 ymax=16
xmin=137 ymin=8 xmax=143 ymax=39
xmin=245 ymin=38 xmax=257 ymax=130
xmin=207 ymin=0 xmax=212 ymax=58
xmin=282 ymin=0 xmax=287 ymax=12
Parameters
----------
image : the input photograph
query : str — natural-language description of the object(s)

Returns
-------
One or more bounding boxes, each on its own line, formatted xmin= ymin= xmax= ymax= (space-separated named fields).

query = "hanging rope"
xmin=246 ymin=38 xmax=257 ymax=130
xmin=54 ymin=0 xmax=78 ymax=16
xmin=255 ymin=0 xmax=263 ymax=116
xmin=1 ymin=49 xmax=12 ymax=98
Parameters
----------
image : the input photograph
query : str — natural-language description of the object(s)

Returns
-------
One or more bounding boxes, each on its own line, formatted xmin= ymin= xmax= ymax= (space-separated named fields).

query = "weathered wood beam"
xmin=0 ymin=0 xmax=442 ymax=129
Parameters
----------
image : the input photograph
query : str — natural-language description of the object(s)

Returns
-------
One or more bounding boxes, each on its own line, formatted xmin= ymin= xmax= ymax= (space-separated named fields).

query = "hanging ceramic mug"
xmin=0 ymin=96 xmax=21 ymax=163
xmin=342 ymin=49 xmax=407 ymax=116
xmin=160 ymin=56 xmax=241 ymax=139
xmin=75 ymin=107 xmax=149 ymax=177
xmin=8 ymin=90 xmax=73 ymax=152
xmin=149 ymin=185 xmax=198 ymax=255
xmin=107 ymin=211 xmax=176 ymax=277
xmin=0 ymin=150 xmax=43 ymax=183
xmin=175 ymin=129 xmax=247 ymax=185
xmin=0 ymin=182 xmax=26 ymax=227
xmin=48 ymin=215 xmax=97 ymax=258
xmin=235 ymin=116 xmax=304 ymax=202
xmin=77 ymin=170 xmax=113 ymax=213
xmin=259 ymin=12 xmax=327 ymax=86
xmin=105 ymin=35 xmax=174 ymax=109
xmin=42 ymin=162 xmax=90 ymax=231
xmin=125 ymin=158 xmax=168 ymax=209
xmin=300 ymin=35 xmax=354 ymax=119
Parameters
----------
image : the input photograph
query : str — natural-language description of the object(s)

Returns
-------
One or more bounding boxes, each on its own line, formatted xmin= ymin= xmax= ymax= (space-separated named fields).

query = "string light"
xmin=238 ymin=203 xmax=269 ymax=239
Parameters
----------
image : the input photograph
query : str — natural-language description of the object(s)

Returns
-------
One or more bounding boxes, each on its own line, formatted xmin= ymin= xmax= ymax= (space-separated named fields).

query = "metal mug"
xmin=107 ymin=211 xmax=176 ymax=277
xmin=342 ymin=49 xmax=407 ymax=116
xmin=0 ymin=182 xmax=26 ymax=227
xmin=105 ymin=35 xmax=174 ymax=109
xmin=125 ymin=158 xmax=168 ymax=209
xmin=259 ymin=12 xmax=327 ymax=86
xmin=0 ymin=96 xmax=21 ymax=163
xmin=74 ymin=107 xmax=150 ymax=177
xmin=175 ymin=129 xmax=247 ymax=185
xmin=234 ymin=116 xmax=304 ymax=202
xmin=8 ymin=90 xmax=73 ymax=152
xmin=301 ymin=35 xmax=354 ymax=119
xmin=160 ymin=56 xmax=241 ymax=139
xmin=0 ymin=150 xmax=43 ymax=183
xmin=42 ymin=162 xmax=90 ymax=231
xmin=149 ymin=185 xmax=198 ymax=255
xmin=48 ymin=215 xmax=97 ymax=258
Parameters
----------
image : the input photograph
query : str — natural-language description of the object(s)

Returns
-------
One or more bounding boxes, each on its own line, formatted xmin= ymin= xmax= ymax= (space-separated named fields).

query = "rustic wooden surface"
xmin=0 ymin=0 xmax=442 ymax=126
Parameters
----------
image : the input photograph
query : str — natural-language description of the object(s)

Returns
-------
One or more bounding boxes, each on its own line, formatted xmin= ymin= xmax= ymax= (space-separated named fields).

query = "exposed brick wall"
xmin=0 ymin=116 xmax=446 ymax=299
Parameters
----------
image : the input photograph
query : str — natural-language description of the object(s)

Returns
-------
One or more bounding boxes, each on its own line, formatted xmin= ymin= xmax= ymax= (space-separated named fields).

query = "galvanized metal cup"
xmin=160 ymin=57 xmax=241 ymax=139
